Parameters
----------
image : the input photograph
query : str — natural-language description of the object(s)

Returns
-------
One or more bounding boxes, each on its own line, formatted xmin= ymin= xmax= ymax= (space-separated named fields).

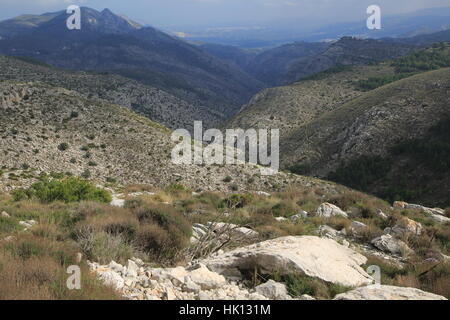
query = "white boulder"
xmin=334 ymin=285 xmax=447 ymax=300
xmin=202 ymin=236 xmax=373 ymax=287
xmin=255 ymin=280 xmax=291 ymax=300
xmin=316 ymin=203 xmax=348 ymax=218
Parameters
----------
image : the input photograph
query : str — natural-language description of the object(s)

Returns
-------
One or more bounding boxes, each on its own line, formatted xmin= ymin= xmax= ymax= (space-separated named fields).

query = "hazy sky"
xmin=0 ymin=0 xmax=449 ymax=27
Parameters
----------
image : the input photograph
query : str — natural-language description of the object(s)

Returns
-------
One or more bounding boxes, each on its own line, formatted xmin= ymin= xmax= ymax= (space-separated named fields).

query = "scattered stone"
xmin=318 ymin=225 xmax=340 ymax=239
xmin=89 ymin=260 xmax=268 ymax=300
xmin=386 ymin=217 xmax=423 ymax=237
xmin=316 ymin=203 xmax=348 ymax=218
xmin=290 ymin=211 xmax=308 ymax=220
xmin=3 ymin=236 xmax=16 ymax=242
xmin=255 ymin=191 xmax=271 ymax=197
xmin=126 ymin=259 xmax=139 ymax=277
xmin=375 ymin=209 xmax=388 ymax=220
xmin=19 ymin=220 xmax=38 ymax=229
xmin=99 ymin=270 xmax=125 ymax=290
xmin=351 ymin=221 xmax=367 ymax=234
xmin=298 ymin=294 xmax=316 ymax=300
xmin=186 ymin=264 xmax=227 ymax=290
xmin=202 ymin=236 xmax=373 ymax=287
xmin=334 ymin=285 xmax=447 ymax=300
xmin=255 ymin=280 xmax=291 ymax=300
xmin=371 ymin=234 xmax=413 ymax=256
xmin=275 ymin=217 xmax=288 ymax=222
xmin=1 ymin=211 xmax=10 ymax=218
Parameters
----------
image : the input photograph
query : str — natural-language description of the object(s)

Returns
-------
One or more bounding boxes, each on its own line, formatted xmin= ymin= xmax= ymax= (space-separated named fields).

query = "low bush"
xmin=221 ymin=194 xmax=253 ymax=209
xmin=12 ymin=177 xmax=111 ymax=204
xmin=273 ymin=273 xmax=351 ymax=299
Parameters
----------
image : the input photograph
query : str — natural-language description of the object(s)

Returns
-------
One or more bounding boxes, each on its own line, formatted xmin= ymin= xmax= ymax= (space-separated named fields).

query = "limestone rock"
xmin=1 ymin=211 xmax=10 ymax=218
xmin=186 ymin=264 xmax=227 ymax=290
xmin=99 ymin=270 xmax=125 ymax=290
xmin=394 ymin=201 xmax=445 ymax=216
xmin=316 ymin=203 xmax=348 ymax=218
xmin=371 ymin=234 xmax=413 ymax=256
xmin=375 ymin=209 xmax=388 ymax=220
xmin=291 ymin=211 xmax=308 ymax=220
xmin=351 ymin=221 xmax=367 ymax=234
xmin=255 ymin=280 xmax=291 ymax=300
xmin=202 ymin=236 xmax=373 ymax=287
xmin=386 ymin=217 xmax=423 ymax=237
xmin=318 ymin=225 xmax=340 ymax=239
xmin=430 ymin=214 xmax=450 ymax=224
xmin=334 ymin=285 xmax=447 ymax=300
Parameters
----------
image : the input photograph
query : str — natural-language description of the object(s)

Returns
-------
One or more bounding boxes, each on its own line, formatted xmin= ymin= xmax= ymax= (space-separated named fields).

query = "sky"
xmin=0 ymin=0 xmax=449 ymax=27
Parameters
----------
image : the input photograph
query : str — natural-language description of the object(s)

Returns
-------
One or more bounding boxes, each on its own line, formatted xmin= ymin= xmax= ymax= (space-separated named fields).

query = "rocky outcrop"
xmin=334 ymin=285 xmax=447 ymax=300
xmin=201 ymin=236 xmax=373 ymax=287
xmin=316 ymin=203 xmax=348 ymax=218
xmin=89 ymin=259 xmax=268 ymax=300
xmin=393 ymin=201 xmax=445 ymax=216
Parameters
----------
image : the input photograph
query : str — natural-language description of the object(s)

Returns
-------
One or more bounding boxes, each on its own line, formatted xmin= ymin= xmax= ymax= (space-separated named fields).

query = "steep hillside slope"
xmin=226 ymin=63 xmax=397 ymax=140
xmin=0 ymin=54 xmax=223 ymax=131
xmin=0 ymin=7 xmax=264 ymax=115
xmin=0 ymin=81 xmax=338 ymax=194
xmin=283 ymin=68 xmax=450 ymax=206
xmin=228 ymin=45 xmax=450 ymax=206
xmin=282 ymin=37 xmax=416 ymax=84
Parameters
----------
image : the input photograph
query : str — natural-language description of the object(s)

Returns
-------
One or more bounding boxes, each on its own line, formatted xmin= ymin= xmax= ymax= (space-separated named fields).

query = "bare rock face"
xmin=394 ymin=201 xmax=445 ymax=216
xmin=89 ymin=259 xmax=267 ymax=300
xmin=201 ymin=236 xmax=373 ymax=287
xmin=316 ymin=203 xmax=348 ymax=218
xmin=334 ymin=285 xmax=447 ymax=300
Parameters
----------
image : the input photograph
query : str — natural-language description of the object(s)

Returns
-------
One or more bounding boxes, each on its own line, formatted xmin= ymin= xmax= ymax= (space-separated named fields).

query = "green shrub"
xmin=12 ymin=177 xmax=111 ymax=204
xmin=77 ymin=231 xmax=136 ymax=265
xmin=271 ymin=201 xmax=298 ymax=218
xmin=223 ymin=176 xmax=232 ymax=183
xmin=165 ymin=184 xmax=191 ymax=194
xmin=134 ymin=204 xmax=191 ymax=238
xmin=0 ymin=217 xmax=20 ymax=234
xmin=57 ymin=143 xmax=69 ymax=151
xmin=273 ymin=274 xmax=351 ymax=299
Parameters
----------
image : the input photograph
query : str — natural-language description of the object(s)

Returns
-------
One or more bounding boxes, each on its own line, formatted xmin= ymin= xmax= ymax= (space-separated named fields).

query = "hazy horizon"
xmin=1 ymin=0 xmax=449 ymax=29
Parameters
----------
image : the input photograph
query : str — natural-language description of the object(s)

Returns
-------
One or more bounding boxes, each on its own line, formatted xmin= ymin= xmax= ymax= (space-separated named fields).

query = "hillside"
xmin=0 ymin=7 xmax=264 ymax=115
xmin=282 ymin=37 xmax=416 ymax=84
xmin=228 ymin=45 xmax=450 ymax=206
xmin=0 ymin=80 xmax=341 ymax=195
xmin=0 ymin=54 xmax=223 ymax=131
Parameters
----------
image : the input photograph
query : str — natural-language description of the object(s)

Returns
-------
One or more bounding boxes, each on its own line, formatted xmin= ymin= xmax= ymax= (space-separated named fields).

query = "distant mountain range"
xmin=0 ymin=7 xmax=264 ymax=116
xmin=167 ymin=6 xmax=450 ymax=48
